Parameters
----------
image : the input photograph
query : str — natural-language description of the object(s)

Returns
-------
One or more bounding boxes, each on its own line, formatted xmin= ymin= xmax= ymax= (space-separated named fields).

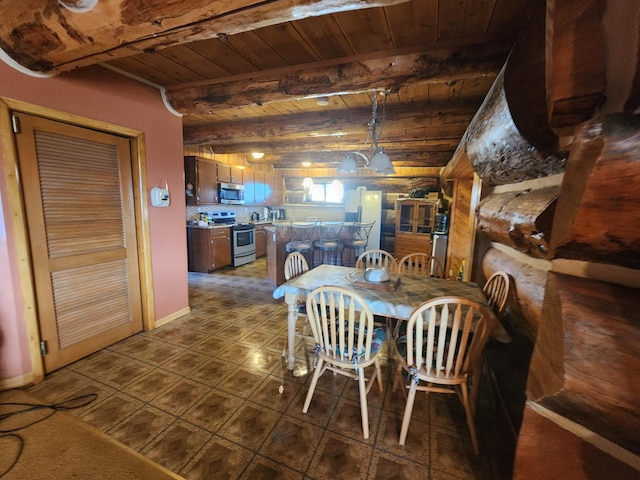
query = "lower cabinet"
xmin=255 ymin=223 xmax=269 ymax=257
xmin=187 ymin=227 xmax=231 ymax=272
xmin=394 ymin=231 xmax=432 ymax=260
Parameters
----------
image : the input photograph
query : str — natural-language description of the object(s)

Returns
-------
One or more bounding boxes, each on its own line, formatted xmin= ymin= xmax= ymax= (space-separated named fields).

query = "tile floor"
xmin=27 ymin=258 xmax=510 ymax=479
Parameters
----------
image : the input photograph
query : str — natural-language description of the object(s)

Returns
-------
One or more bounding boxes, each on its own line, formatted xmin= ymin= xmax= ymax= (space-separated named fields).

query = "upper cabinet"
xmin=185 ymin=156 xmax=218 ymax=205
xmin=217 ymin=163 xmax=243 ymax=184
xmin=184 ymin=156 xmax=283 ymax=206
xmin=394 ymin=198 xmax=439 ymax=258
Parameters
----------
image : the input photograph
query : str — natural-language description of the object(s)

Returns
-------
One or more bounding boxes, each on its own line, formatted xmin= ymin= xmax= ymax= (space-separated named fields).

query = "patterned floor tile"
xmin=107 ymin=404 xmax=176 ymax=451
xmin=27 ymin=258 xmax=506 ymax=480
xmin=148 ymin=378 xmax=211 ymax=416
xmin=142 ymin=419 xmax=213 ymax=473
xmin=307 ymin=431 xmax=373 ymax=480
xmin=368 ymin=449 xmax=428 ymax=480
xmin=182 ymin=388 xmax=244 ymax=432
xmin=180 ymin=436 xmax=254 ymax=480
xmin=258 ymin=415 xmax=325 ymax=472
xmin=217 ymin=402 xmax=281 ymax=451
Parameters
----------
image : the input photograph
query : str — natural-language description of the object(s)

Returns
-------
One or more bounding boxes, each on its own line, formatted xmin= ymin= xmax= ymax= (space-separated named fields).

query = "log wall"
xmin=446 ymin=2 xmax=640 ymax=475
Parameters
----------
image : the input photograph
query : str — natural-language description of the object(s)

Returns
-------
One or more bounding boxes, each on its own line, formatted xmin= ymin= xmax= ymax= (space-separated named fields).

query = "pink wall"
xmin=0 ymin=62 xmax=189 ymax=382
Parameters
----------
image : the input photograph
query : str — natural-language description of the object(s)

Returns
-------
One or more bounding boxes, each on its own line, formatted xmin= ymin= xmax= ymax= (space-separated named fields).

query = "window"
xmin=309 ymin=181 xmax=344 ymax=203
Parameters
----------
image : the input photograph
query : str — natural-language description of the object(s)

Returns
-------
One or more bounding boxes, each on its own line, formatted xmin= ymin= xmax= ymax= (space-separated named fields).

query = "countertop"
xmin=187 ymin=221 xmax=273 ymax=229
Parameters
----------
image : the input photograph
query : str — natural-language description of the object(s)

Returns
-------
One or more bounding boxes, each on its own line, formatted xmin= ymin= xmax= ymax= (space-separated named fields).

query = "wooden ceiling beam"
xmin=206 ymin=138 xmax=461 ymax=155
xmin=167 ymin=50 xmax=504 ymax=113
xmin=182 ymin=100 xmax=480 ymax=145
xmin=0 ymin=0 xmax=411 ymax=72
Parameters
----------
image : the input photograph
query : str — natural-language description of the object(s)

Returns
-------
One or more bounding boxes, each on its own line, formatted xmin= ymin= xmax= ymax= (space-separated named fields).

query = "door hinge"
xmin=40 ymin=340 xmax=48 ymax=356
xmin=11 ymin=114 xmax=20 ymax=134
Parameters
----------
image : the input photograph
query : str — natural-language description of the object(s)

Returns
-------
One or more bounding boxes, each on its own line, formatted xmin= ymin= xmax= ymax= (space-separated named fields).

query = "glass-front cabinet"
xmin=395 ymin=198 xmax=439 ymax=258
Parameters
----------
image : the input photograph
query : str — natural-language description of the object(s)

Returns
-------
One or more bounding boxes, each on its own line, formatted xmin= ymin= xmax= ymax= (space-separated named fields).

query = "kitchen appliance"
xmin=431 ymin=233 xmax=448 ymax=277
xmin=344 ymin=187 xmax=382 ymax=250
xmin=434 ymin=212 xmax=449 ymax=234
xmin=251 ymin=212 xmax=260 ymax=221
xmin=278 ymin=208 xmax=286 ymax=219
xmin=232 ymin=223 xmax=256 ymax=266
xmin=218 ymin=182 xmax=245 ymax=204
xmin=208 ymin=211 xmax=236 ymax=224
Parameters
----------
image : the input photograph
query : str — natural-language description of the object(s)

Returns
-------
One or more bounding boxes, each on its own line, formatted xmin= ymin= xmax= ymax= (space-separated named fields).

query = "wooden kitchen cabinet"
xmin=185 ymin=156 xmax=218 ymax=205
xmin=216 ymin=163 xmax=243 ymax=184
xmin=255 ymin=223 xmax=269 ymax=257
xmin=266 ymin=172 xmax=283 ymax=205
xmin=394 ymin=198 xmax=439 ymax=259
xmin=254 ymin=171 xmax=266 ymax=204
xmin=187 ymin=227 xmax=231 ymax=272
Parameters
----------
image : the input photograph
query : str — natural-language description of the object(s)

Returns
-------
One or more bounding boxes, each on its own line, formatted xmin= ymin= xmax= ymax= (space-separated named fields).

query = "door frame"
xmin=0 ymin=97 xmax=156 ymax=384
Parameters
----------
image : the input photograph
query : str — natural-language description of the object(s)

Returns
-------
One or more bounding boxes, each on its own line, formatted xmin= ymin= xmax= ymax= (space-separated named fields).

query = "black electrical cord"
xmin=0 ymin=393 xmax=97 ymax=478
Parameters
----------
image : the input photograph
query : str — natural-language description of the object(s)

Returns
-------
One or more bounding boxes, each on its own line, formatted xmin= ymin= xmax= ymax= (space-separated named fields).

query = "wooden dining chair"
xmin=281 ymin=252 xmax=312 ymax=356
xmin=482 ymin=271 xmax=511 ymax=315
xmin=393 ymin=296 xmax=495 ymax=453
xmin=397 ymin=252 xmax=444 ymax=278
xmin=302 ymin=285 xmax=385 ymax=439
xmin=355 ymin=249 xmax=397 ymax=273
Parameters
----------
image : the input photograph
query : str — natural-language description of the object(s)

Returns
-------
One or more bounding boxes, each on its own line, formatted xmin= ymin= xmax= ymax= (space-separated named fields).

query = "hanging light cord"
xmin=363 ymin=88 xmax=387 ymax=154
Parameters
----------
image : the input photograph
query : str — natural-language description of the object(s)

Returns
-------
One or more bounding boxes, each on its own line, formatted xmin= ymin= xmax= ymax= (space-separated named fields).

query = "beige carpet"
xmin=0 ymin=388 xmax=182 ymax=480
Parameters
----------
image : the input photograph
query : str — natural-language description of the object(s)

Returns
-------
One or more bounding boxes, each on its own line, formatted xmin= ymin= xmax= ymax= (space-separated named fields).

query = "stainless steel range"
xmin=231 ymin=222 xmax=256 ymax=267
xmin=208 ymin=211 xmax=256 ymax=267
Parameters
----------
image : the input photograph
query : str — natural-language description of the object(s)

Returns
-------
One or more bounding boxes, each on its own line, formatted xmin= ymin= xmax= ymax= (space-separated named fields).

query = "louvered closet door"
xmin=13 ymin=112 xmax=143 ymax=373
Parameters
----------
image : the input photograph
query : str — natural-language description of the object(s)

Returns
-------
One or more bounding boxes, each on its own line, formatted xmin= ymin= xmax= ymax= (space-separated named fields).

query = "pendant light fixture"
xmin=337 ymin=88 xmax=395 ymax=174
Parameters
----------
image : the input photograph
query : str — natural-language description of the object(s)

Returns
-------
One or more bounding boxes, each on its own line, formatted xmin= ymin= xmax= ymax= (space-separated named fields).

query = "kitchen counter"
xmin=187 ymin=221 xmax=273 ymax=229
xmin=187 ymin=222 xmax=232 ymax=230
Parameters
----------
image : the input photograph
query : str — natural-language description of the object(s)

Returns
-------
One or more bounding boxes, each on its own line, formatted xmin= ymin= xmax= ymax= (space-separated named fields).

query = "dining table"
xmin=272 ymin=264 xmax=511 ymax=370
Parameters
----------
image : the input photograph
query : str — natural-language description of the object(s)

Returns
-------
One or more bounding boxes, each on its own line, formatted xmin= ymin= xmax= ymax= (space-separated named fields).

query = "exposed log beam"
xmin=550 ymin=114 xmax=640 ymax=269
xmin=545 ymin=0 xmax=607 ymax=133
xmin=167 ymin=50 xmax=505 ymax=113
xmin=477 ymin=187 xmax=560 ymax=259
xmin=205 ymin=138 xmax=462 ymax=155
xmin=277 ymin=166 xmax=442 ymax=178
xmin=528 ymin=272 xmax=640 ymax=454
xmin=465 ymin=67 xmax=566 ymax=186
xmin=183 ymin=100 xmax=480 ymax=145
xmin=0 ymin=0 xmax=411 ymax=72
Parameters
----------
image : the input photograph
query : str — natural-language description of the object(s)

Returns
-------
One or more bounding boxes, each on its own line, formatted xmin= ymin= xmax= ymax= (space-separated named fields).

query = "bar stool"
xmin=285 ymin=221 xmax=317 ymax=266
xmin=312 ymin=221 xmax=344 ymax=267
xmin=341 ymin=221 xmax=375 ymax=267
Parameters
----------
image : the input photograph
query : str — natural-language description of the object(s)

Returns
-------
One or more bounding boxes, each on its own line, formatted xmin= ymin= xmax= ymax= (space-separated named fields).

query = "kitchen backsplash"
xmin=186 ymin=204 xmax=344 ymax=223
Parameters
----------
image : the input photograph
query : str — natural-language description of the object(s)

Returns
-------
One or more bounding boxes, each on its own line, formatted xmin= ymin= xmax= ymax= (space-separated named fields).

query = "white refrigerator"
xmin=344 ymin=187 xmax=382 ymax=250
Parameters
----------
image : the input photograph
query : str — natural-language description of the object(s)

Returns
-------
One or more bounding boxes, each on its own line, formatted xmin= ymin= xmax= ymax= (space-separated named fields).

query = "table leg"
xmin=285 ymin=293 xmax=298 ymax=370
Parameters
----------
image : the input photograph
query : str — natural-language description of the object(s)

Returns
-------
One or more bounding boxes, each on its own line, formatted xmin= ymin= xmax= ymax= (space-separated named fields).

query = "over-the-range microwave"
xmin=218 ymin=182 xmax=245 ymax=204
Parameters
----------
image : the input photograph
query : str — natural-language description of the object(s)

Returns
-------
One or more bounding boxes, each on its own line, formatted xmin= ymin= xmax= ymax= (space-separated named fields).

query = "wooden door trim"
xmin=0 ymin=97 xmax=155 ymax=384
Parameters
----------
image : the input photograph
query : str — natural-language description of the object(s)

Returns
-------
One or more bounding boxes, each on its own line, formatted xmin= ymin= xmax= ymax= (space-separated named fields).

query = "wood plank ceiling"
xmin=1 ymin=0 xmax=533 ymax=176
